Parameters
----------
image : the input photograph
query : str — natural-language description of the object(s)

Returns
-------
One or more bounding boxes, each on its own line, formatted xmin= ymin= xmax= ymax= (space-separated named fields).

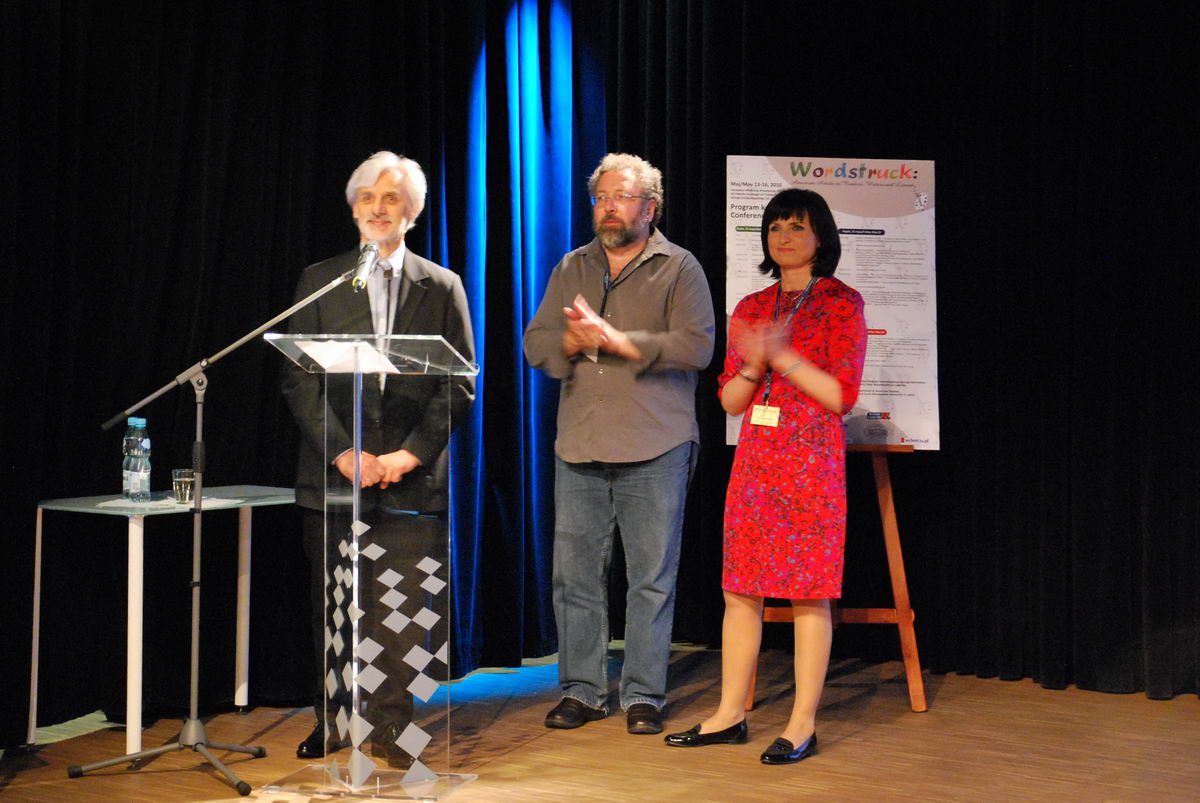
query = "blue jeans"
xmin=552 ymin=441 xmax=695 ymax=711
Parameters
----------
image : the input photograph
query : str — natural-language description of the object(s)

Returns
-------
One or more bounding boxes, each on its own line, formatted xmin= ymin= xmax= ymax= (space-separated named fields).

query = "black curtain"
xmin=0 ymin=0 xmax=498 ymax=742
xmin=2 ymin=0 xmax=1196 ymax=750
xmin=585 ymin=0 xmax=1198 ymax=698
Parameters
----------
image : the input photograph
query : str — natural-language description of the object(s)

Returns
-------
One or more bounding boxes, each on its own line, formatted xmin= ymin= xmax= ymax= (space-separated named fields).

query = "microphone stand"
xmin=70 ymin=267 xmax=357 ymax=797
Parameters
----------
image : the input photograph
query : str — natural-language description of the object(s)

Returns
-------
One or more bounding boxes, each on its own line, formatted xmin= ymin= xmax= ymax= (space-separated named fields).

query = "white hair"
xmin=345 ymin=151 xmax=427 ymax=232
xmin=587 ymin=152 xmax=664 ymax=225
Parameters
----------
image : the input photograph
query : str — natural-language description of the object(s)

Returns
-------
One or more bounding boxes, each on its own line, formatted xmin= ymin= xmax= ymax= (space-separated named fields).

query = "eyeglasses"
xmin=590 ymin=193 xmax=649 ymax=207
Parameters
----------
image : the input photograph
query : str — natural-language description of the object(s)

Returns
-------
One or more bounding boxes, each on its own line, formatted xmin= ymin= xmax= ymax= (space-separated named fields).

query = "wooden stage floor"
xmin=5 ymin=647 xmax=1198 ymax=801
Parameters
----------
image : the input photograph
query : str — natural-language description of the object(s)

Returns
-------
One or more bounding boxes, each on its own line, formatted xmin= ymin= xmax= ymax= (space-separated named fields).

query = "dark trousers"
xmin=301 ymin=507 xmax=448 ymax=744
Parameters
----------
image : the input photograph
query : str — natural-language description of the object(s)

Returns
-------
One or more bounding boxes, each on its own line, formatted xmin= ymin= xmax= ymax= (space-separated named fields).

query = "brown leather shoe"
xmin=626 ymin=703 xmax=663 ymax=734
xmin=544 ymin=697 xmax=606 ymax=729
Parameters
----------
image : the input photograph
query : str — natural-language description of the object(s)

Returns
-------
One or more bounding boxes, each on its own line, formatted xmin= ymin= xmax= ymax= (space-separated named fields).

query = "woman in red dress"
xmin=666 ymin=189 xmax=866 ymax=763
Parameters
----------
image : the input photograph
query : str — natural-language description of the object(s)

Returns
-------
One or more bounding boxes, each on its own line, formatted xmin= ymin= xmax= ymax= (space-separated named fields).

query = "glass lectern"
xmin=264 ymin=333 xmax=478 ymax=800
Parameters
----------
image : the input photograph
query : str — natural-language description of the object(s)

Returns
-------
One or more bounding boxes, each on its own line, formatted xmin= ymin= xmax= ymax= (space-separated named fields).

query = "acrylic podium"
xmin=264 ymin=333 xmax=478 ymax=800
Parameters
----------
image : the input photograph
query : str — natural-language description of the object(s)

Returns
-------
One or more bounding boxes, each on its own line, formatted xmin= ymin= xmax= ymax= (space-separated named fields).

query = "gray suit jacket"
xmin=281 ymin=247 xmax=476 ymax=512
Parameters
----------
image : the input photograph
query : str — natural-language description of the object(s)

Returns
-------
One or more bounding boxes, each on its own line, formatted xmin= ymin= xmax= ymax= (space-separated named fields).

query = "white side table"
xmin=28 ymin=484 xmax=294 ymax=754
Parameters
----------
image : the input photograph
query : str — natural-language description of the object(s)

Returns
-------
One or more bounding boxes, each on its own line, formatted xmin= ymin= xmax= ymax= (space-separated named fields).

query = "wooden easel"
xmin=745 ymin=443 xmax=927 ymax=713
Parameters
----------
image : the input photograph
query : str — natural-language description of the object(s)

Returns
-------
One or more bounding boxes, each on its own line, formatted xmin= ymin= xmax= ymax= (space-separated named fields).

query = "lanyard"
xmin=599 ymin=245 xmax=649 ymax=316
xmin=761 ymin=276 xmax=819 ymax=405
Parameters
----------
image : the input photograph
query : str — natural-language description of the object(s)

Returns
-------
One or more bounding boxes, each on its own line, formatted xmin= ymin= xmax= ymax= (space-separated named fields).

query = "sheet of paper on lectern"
xmin=295 ymin=340 xmax=399 ymax=374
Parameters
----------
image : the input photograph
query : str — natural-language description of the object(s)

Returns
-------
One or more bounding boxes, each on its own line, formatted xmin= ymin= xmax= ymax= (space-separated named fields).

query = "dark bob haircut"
xmin=757 ymin=188 xmax=841 ymax=279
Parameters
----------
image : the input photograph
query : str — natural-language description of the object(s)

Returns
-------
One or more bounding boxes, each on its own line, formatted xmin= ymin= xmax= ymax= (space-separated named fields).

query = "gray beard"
xmin=595 ymin=220 xmax=642 ymax=250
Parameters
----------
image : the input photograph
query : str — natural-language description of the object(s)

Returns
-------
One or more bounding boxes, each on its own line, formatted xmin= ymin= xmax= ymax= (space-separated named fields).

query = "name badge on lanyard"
xmin=750 ymin=404 xmax=780 ymax=427
xmin=749 ymin=276 xmax=819 ymax=428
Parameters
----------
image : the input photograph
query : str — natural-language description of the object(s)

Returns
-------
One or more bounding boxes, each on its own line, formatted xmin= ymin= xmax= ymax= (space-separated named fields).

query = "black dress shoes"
xmin=370 ymin=744 xmax=415 ymax=769
xmin=760 ymin=733 xmax=818 ymax=764
xmin=371 ymin=722 xmax=415 ymax=769
xmin=297 ymin=721 xmax=351 ymax=759
xmin=296 ymin=722 xmax=326 ymax=759
xmin=544 ymin=697 xmax=607 ymax=729
xmin=626 ymin=703 xmax=663 ymax=735
xmin=663 ymin=720 xmax=748 ymax=747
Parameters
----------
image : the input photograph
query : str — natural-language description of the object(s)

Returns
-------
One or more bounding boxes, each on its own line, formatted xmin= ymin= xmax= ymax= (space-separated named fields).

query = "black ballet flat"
xmin=663 ymin=720 xmax=748 ymax=747
xmin=760 ymin=733 xmax=817 ymax=764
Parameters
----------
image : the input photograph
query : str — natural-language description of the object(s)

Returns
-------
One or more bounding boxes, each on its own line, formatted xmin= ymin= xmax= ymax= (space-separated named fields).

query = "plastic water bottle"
xmin=121 ymin=417 xmax=139 ymax=498
xmin=129 ymin=419 xmax=152 ymax=502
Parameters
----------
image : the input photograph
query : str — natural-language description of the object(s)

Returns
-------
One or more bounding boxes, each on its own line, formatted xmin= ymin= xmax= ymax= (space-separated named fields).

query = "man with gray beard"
xmin=523 ymin=153 xmax=715 ymax=735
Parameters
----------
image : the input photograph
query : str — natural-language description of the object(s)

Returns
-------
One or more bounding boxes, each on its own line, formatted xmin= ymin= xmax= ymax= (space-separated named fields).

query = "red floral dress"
xmin=718 ymin=277 xmax=867 ymax=599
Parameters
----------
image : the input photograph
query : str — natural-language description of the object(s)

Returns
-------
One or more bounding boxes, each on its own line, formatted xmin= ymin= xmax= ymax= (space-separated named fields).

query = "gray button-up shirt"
xmin=523 ymin=229 xmax=715 ymax=463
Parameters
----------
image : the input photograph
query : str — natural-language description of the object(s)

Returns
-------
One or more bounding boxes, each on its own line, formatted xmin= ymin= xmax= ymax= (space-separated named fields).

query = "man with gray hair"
xmin=283 ymin=151 xmax=475 ymax=765
xmin=524 ymin=153 xmax=715 ymax=735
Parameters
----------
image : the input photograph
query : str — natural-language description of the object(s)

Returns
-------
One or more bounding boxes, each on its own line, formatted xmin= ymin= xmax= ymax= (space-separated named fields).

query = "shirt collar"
xmin=584 ymin=227 xmax=668 ymax=272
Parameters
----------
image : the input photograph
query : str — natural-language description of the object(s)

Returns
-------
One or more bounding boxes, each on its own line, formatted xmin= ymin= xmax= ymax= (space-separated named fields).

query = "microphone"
xmin=351 ymin=241 xmax=380 ymax=292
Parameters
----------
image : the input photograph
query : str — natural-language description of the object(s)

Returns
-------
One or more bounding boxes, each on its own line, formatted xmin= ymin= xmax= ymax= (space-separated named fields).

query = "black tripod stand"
xmin=68 ymin=269 xmax=356 ymax=796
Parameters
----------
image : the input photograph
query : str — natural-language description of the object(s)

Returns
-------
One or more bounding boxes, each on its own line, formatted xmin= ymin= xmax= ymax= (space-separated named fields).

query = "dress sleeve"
xmin=821 ymin=288 xmax=868 ymax=415
xmin=717 ymin=297 xmax=751 ymax=396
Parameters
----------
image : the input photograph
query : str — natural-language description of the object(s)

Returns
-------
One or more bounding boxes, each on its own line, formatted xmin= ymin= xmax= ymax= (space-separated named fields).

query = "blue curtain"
xmin=448 ymin=0 xmax=605 ymax=675
xmin=447 ymin=46 xmax=491 ymax=676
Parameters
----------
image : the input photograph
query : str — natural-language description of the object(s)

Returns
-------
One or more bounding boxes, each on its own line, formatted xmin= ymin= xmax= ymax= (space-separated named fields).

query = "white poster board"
xmin=726 ymin=155 xmax=939 ymax=450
